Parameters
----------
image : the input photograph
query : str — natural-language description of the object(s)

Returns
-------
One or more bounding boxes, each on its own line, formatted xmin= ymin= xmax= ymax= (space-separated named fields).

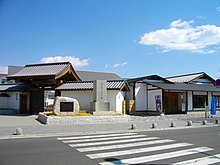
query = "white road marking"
xmin=99 ymin=147 xmax=213 ymax=165
xmin=57 ymin=133 xmax=137 ymax=140
xmin=62 ymin=134 xmax=146 ymax=143
xmin=172 ymin=153 xmax=220 ymax=165
xmin=69 ymin=137 xmax=160 ymax=147
xmin=87 ymin=142 xmax=193 ymax=159
xmin=77 ymin=139 xmax=175 ymax=152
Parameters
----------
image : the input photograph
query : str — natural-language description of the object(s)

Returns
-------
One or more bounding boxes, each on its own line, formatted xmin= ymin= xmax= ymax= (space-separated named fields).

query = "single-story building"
xmin=126 ymin=72 xmax=220 ymax=114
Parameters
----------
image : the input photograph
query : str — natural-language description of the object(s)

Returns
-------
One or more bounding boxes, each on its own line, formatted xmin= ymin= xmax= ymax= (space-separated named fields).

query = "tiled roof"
xmin=76 ymin=70 xmax=122 ymax=81
xmin=166 ymin=72 xmax=214 ymax=83
xmin=8 ymin=62 xmax=71 ymax=78
xmin=56 ymin=80 xmax=129 ymax=91
xmin=127 ymin=75 xmax=171 ymax=83
xmin=148 ymin=82 xmax=220 ymax=92
xmin=0 ymin=84 xmax=27 ymax=92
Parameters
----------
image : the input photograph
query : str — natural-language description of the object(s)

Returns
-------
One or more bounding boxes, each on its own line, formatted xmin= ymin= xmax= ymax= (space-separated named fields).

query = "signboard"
xmin=60 ymin=102 xmax=73 ymax=112
xmin=155 ymin=95 xmax=162 ymax=112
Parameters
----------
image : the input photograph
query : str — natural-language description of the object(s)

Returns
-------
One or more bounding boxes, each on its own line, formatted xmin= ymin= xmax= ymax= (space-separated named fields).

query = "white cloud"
xmin=170 ymin=19 xmax=194 ymax=28
xmin=40 ymin=56 xmax=89 ymax=68
xmin=217 ymin=6 xmax=220 ymax=12
xmin=139 ymin=19 xmax=220 ymax=54
xmin=113 ymin=62 xmax=128 ymax=68
xmin=105 ymin=61 xmax=128 ymax=68
xmin=0 ymin=66 xmax=8 ymax=74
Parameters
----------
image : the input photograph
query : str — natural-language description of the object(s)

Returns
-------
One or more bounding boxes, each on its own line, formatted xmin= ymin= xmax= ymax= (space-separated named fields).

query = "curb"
xmin=0 ymin=123 xmax=219 ymax=140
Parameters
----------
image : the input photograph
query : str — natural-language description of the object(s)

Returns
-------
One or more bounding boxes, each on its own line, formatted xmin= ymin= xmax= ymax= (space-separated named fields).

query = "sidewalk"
xmin=0 ymin=112 xmax=219 ymax=139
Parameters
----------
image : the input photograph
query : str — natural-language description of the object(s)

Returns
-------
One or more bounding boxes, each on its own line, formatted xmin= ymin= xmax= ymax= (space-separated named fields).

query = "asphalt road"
xmin=0 ymin=126 xmax=220 ymax=165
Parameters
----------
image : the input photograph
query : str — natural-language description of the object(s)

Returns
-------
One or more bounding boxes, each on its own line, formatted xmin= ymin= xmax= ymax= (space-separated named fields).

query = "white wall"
xmin=61 ymin=90 xmax=125 ymax=114
xmin=8 ymin=93 xmax=19 ymax=109
xmin=107 ymin=91 xmax=125 ymax=113
xmin=135 ymin=83 xmax=147 ymax=111
xmin=0 ymin=92 xmax=20 ymax=111
xmin=0 ymin=97 xmax=8 ymax=109
xmin=61 ymin=91 xmax=93 ymax=110
xmin=148 ymin=89 xmax=162 ymax=111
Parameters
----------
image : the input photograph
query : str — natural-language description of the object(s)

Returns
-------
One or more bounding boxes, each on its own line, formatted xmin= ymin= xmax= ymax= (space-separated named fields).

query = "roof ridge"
xmin=25 ymin=62 xmax=70 ymax=67
xmin=66 ymin=80 xmax=124 ymax=83
xmin=76 ymin=70 xmax=117 ymax=74
xmin=166 ymin=72 xmax=205 ymax=79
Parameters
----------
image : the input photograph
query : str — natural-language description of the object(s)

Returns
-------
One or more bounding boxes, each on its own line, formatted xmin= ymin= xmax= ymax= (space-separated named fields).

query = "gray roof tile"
xmin=148 ymin=82 xmax=220 ymax=92
xmin=76 ymin=70 xmax=122 ymax=81
xmin=166 ymin=72 xmax=214 ymax=83
xmin=8 ymin=62 xmax=71 ymax=77
xmin=56 ymin=80 xmax=129 ymax=91
xmin=0 ymin=84 xmax=27 ymax=92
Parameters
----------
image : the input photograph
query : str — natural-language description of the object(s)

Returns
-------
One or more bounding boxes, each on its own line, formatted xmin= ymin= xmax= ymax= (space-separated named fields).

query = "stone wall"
xmin=37 ymin=112 xmax=130 ymax=124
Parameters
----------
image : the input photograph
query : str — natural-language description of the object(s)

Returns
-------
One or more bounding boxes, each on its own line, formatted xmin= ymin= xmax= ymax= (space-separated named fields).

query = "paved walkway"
xmin=0 ymin=112 xmax=219 ymax=139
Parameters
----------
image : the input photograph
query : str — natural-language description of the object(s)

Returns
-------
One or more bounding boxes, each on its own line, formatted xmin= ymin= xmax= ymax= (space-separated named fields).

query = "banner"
xmin=211 ymin=97 xmax=217 ymax=115
xmin=155 ymin=95 xmax=162 ymax=112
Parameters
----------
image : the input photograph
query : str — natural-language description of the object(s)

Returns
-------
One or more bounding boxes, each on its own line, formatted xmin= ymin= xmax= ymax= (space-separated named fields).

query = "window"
xmin=1 ymin=79 xmax=7 ymax=84
xmin=193 ymin=95 xmax=207 ymax=108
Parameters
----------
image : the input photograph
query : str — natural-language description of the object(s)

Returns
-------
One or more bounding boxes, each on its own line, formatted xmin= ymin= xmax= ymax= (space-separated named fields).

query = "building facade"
xmin=1 ymin=62 xmax=220 ymax=115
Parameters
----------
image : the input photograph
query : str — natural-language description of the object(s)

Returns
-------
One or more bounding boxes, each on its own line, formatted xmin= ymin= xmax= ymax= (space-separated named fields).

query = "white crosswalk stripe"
xmin=57 ymin=132 xmax=216 ymax=165
xmin=69 ymin=136 xmax=159 ymax=147
xmin=57 ymin=133 xmax=137 ymax=140
xmin=62 ymin=134 xmax=146 ymax=143
xmin=99 ymin=147 xmax=213 ymax=165
xmin=87 ymin=142 xmax=192 ymax=159
xmin=77 ymin=139 xmax=175 ymax=152
xmin=172 ymin=154 xmax=220 ymax=165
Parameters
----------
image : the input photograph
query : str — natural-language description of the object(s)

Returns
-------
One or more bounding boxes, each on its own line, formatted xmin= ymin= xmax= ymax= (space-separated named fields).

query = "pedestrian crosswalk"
xmin=57 ymin=132 xmax=220 ymax=165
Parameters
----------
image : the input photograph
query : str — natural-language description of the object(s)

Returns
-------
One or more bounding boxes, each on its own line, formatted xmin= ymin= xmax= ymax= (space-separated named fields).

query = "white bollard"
xmin=187 ymin=121 xmax=192 ymax=126
xmin=152 ymin=123 xmax=157 ymax=128
xmin=202 ymin=120 xmax=207 ymax=125
xmin=171 ymin=122 xmax=176 ymax=127
xmin=15 ymin=128 xmax=22 ymax=135
xmin=130 ymin=124 xmax=137 ymax=130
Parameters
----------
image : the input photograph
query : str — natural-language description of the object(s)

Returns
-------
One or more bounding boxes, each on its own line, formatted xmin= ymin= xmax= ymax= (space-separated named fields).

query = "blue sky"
xmin=1 ymin=0 xmax=220 ymax=79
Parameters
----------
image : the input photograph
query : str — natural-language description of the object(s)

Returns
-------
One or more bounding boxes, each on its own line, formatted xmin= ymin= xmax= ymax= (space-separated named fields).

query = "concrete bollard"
xmin=202 ymin=120 xmax=207 ymax=125
xmin=215 ymin=119 xmax=219 ymax=124
xmin=15 ymin=128 xmax=22 ymax=135
xmin=152 ymin=123 xmax=157 ymax=128
xmin=187 ymin=121 xmax=192 ymax=126
xmin=171 ymin=122 xmax=176 ymax=127
xmin=130 ymin=124 xmax=137 ymax=130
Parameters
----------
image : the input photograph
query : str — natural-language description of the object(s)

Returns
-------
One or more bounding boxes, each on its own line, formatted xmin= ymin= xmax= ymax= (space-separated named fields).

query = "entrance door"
xmin=20 ymin=94 xmax=27 ymax=114
xmin=164 ymin=92 xmax=178 ymax=114
xmin=30 ymin=89 xmax=44 ymax=114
